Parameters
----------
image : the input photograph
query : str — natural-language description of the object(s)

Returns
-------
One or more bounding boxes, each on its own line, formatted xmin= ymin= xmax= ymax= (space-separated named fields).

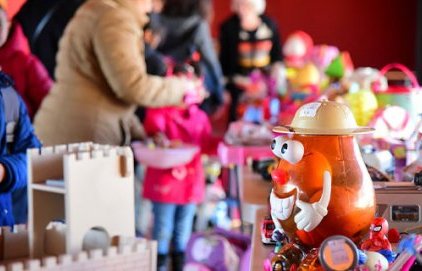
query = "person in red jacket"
xmin=142 ymin=104 xmax=211 ymax=271
xmin=0 ymin=6 xmax=52 ymax=120
xmin=0 ymin=4 xmax=51 ymax=225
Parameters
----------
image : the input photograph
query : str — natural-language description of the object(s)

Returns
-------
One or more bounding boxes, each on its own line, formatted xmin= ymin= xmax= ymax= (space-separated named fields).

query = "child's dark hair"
xmin=143 ymin=14 xmax=165 ymax=38
xmin=161 ymin=0 xmax=210 ymax=19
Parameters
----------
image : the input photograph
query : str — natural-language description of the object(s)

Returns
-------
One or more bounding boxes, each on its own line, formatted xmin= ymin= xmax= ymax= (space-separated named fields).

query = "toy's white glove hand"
xmin=270 ymin=189 xmax=295 ymax=220
xmin=294 ymin=199 xmax=328 ymax=232
xmin=294 ymin=171 xmax=332 ymax=232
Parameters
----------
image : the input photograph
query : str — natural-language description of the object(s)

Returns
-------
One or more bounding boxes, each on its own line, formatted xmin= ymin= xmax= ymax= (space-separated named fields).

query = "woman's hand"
xmin=182 ymin=77 xmax=208 ymax=106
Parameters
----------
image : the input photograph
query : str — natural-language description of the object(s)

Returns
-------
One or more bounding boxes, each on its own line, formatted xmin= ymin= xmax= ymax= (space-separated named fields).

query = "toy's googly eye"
xmin=271 ymin=137 xmax=304 ymax=164
xmin=282 ymin=140 xmax=304 ymax=164
xmin=271 ymin=136 xmax=284 ymax=158
xmin=281 ymin=143 xmax=288 ymax=154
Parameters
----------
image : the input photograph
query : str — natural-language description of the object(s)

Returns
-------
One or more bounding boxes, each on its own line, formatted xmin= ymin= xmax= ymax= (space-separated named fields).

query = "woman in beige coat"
xmin=34 ymin=0 xmax=202 ymax=146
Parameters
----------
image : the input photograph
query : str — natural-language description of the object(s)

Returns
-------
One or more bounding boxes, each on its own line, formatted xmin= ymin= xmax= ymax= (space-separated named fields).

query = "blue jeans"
xmin=152 ymin=202 xmax=196 ymax=255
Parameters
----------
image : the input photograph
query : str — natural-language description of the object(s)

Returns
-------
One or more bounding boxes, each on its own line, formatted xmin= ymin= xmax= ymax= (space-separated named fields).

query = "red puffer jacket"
xmin=142 ymin=105 xmax=211 ymax=204
xmin=0 ymin=22 xmax=52 ymax=119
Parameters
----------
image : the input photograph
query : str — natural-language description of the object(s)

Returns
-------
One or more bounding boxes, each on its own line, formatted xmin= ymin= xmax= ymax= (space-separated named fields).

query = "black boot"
xmin=171 ymin=252 xmax=185 ymax=271
xmin=157 ymin=254 xmax=168 ymax=271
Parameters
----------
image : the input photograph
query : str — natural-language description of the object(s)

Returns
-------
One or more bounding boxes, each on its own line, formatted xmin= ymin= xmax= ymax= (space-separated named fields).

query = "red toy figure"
xmin=261 ymin=215 xmax=276 ymax=245
xmin=361 ymin=217 xmax=392 ymax=252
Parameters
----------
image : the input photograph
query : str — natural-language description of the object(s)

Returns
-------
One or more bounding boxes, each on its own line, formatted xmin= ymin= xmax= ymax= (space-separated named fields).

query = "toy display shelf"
xmin=30 ymin=183 xmax=65 ymax=194
xmin=375 ymin=182 xmax=422 ymax=233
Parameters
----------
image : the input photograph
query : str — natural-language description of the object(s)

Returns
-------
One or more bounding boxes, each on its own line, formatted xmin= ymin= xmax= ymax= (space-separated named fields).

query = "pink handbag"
xmin=374 ymin=63 xmax=422 ymax=121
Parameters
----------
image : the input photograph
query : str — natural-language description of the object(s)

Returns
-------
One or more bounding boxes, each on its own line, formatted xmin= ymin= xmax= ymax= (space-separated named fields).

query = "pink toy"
xmin=310 ymin=45 xmax=339 ymax=71
xmin=234 ymin=70 xmax=281 ymax=123
xmin=283 ymin=31 xmax=313 ymax=68
xmin=217 ymin=141 xmax=273 ymax=166
xmin=368 ymin=106 xmax=414 ymax=148
xmin=164 ymin=56 xmax=205 ymax=106
xmin=222 ymin=121 xmax=274 ymax=147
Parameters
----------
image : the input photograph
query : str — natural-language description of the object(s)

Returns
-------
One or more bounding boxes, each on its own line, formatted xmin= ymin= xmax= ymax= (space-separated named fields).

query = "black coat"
xmin=157 ymin=14 xmax=225 ymax=113
xmin=14 ymin=0 xmax=85 ymax=79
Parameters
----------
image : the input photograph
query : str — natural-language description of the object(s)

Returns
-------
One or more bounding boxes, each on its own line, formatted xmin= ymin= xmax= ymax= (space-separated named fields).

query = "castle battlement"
xmin=0 ymin=225 xmax=29 ymax=261
xmin=1 ymin=236 xmax=157 ymax=271
xmin=28 ymin=143 xmax=132 ymax=159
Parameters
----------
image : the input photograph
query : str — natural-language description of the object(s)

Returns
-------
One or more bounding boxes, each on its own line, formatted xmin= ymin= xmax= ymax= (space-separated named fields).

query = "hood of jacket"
xmin=0 ymin=23 xmax=29 ymax=60
xmin=158 ymin=14 xmax=202 ymax=37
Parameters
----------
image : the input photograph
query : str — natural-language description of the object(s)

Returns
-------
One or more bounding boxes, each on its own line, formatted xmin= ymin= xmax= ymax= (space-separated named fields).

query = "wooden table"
xmin=250 ymin=207 xmax=274 ymax=271
xmin=240 ymin=166 xmax=273 ymax=205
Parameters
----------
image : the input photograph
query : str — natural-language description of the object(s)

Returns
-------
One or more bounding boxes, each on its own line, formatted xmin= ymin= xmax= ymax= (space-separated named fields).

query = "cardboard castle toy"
xmin=0 ymin=143 xmax=157 ymax=271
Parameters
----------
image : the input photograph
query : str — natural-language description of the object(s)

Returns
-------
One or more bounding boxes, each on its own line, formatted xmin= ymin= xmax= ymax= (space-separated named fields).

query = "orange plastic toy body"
xmin=271 ymin=134 xmax=375 ymax=248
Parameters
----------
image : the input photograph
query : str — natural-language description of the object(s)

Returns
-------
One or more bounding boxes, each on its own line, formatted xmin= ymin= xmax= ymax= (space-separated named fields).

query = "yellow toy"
xmin=345 ymin=87 xmax=378 ymax=126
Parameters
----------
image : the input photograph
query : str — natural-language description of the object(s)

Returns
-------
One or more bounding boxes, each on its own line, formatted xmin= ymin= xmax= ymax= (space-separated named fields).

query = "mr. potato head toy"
xmin=269 ymin=100 xmax=376 ymax=249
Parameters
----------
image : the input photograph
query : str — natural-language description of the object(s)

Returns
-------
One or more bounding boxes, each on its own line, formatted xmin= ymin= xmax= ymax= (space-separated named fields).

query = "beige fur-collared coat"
xmin=34 ymin=0 xmax=186 ymax=146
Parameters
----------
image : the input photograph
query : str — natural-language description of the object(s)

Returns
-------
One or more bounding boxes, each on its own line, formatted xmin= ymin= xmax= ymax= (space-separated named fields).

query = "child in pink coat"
xmin=143 ymin=103 xmax=211 ymax=271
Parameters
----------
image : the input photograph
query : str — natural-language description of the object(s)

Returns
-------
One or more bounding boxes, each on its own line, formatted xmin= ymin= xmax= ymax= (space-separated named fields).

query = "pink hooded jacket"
xmin=142 ymin=105 xmax=211 ymax=204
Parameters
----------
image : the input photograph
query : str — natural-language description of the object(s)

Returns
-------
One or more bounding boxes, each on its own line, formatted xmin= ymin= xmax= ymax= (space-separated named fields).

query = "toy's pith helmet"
xmin=273 ymin=100 xmax=374 ymax=135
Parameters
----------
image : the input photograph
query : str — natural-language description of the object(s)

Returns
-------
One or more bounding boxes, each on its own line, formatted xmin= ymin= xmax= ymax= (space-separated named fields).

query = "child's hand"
xmin=153 ymin=133 xmax=170 ymax=148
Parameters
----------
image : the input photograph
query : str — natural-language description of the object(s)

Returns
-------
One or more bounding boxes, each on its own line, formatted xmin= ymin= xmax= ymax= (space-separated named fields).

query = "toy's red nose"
xmin=271 ymin=169 xmax=289 ymax=185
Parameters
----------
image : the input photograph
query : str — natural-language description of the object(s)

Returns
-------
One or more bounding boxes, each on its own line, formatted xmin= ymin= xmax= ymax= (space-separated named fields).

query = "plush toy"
xmin=344 ymin=87 xmax=378 ymax=126
xmin=325 ymin=51 xmax=354 ymax=80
